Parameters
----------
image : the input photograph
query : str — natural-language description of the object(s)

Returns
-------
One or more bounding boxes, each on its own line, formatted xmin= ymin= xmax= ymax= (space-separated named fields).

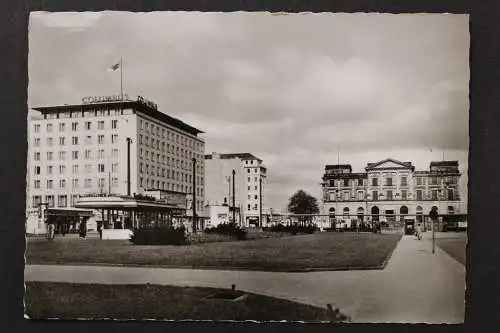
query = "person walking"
xmin=79 ymin=220 xmax=87 ymax=239
xmin=415 ymin=223 xmax=422 ymax=240
xmin=46 ymin=220 xmax=55 ymax=241
xmin=97 ymin=222 xmax=103 ymax=240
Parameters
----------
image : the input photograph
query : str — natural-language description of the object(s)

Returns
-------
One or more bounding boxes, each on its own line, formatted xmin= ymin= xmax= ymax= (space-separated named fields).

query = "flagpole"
xmin=120 ymin=57 xmax=123 ymax=101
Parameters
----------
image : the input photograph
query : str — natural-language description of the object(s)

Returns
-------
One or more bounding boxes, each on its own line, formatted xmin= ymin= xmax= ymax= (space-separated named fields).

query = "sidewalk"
xmin=25 ymin=233 xmax=465 ymax=323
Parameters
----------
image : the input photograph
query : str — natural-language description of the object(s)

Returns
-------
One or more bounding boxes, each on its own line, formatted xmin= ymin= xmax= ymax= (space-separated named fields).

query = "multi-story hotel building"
xmin=204 ymin=152 xmax=267 ymax=227
xmin=26 ymin=95 xmax=205 ymax=232
xmin=321 ymin=158 xmax=465 ymax=225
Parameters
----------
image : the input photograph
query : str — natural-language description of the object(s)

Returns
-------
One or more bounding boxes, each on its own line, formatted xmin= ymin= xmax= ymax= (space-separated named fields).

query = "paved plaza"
xmin=25 ymin=232 xmax=465 ymax=323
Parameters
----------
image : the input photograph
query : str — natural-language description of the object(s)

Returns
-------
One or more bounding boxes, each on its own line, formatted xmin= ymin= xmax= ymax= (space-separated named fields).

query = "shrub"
xmin=263 ymin=223 xmax=318 ymax=235
xmin=204 ymin=223 xmax=248 ymax=240
xmin=130 ymin=225 xmax=188 ymax=245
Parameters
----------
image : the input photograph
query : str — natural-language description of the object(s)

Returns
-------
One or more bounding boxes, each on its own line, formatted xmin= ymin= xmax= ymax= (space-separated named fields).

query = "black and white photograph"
xmin=24 ymin=11 xmax=469 ymax=323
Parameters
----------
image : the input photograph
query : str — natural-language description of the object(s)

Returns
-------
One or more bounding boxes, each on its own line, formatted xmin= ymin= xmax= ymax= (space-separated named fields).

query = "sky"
xmin=28 ymin=12 xmax=470 ymax=211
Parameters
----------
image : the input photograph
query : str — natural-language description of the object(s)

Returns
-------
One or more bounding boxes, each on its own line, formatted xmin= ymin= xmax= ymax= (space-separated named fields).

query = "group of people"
xmin=45 ymin=220 xmax=88 ymax=240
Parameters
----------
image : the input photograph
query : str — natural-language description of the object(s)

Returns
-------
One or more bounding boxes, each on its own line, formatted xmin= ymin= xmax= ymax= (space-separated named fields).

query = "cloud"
xmin=28 ymin=12 xmax=470 ymax=210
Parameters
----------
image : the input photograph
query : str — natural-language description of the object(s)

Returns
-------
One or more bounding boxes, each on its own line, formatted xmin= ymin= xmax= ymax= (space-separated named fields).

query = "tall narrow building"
xmin=204 ymin=152 xmax=267 ymax=227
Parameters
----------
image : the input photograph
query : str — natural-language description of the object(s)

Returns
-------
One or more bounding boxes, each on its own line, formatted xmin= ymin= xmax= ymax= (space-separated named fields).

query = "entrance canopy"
xmin=46 ymin=208 xmax=94 ymax=217
xmin=75 ymin=195 xmax=184 ymax=214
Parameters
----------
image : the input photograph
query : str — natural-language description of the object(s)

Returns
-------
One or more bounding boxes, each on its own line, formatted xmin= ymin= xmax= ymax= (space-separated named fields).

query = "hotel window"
xmin=47 ymin=152 xmax=54 ymax=161
xmin=85 ymin=121 xmax=91 ymax=130
xmin=146 ymin=151 xmax=150 ymax=160
xmin=146 ymin=164 xmax=150 ymax=174
xmin=372 ymin=177 xmax=378 ymax=186
xmin=112 ymin=177 xmax=119 ymax=187
xmin=111 ymin=120 xmax=118 ymax=129
xmin=34 ymin=166 xmax=41 ymax=175
xmin=98 ymin=135 xmax=104 ymax=144
xmin=85 ymin=165 xmax=92 ymax=174
xmin=98 ymin=178 xmax=105 ymax=189
xmin=72 ymin=122 xmax=79 ymax=131
xmin=34 ymin=124 xmax=40 ymax=133
xmin=34 ymin=180 xmax=40 ymax=189
xmin=47 ymin=137 xmax=54 ymax=146
xmin=59 ymin=165 xmax=66 ymax=174
xmin=58 ymin=195 xmax=68 ymax=207
xmin=431 ymin=177 xmax=438 ymax=185
xmin=85 ymin=135 xmax=92 ymax=145
xmin=400 ymin=176 xmax=407 ymax=186
xmin=343 ymin=179 xmax=349 ymax=187
xmin=358 ymin=179 xmax=364 ymax=186
xmin=401 ymin=190 xmax=408 ymax=200
xmin=72 ymin=151 xmax=79 ymax=160
xmin=32 ymin=195 xmax=42 ymax=207
xmin=343 ymin=192 xmax=349 ymax=201
xmin=84 ymin=178 xmax=92 ymax=188
xmin=416 ymin=190 xmax=423 ymax=200
xmin=386 ymin=177 xmax=393 ymax=186
xmin=139 ymin=134 xmax=143 ymax=144
xmin=111 ymin=134 xmax=118 ymax=144
xmin=140 ymin=149 xmax=143 ymax=159
xmin=98 ymin=163 xmax=105 ymax=173
xmin=34 ymin=138 xmax=40 ymax=147
xmin=448 ymin=189 xmax=454 ymax=200
xmin=59 ymin=123 xmax=65 ymax=132
xmin=416 ymin=177 xmax=423 ymax=185
xmin=372 ymin=191 xmax=378 ymax=201
xmin=34 ymin=152 xmax=40 ymax=161
xmin=59 ymin=137 xmax=66 ymax=146
xmin=84 ymin=149 xmax=92 ymax=159
xmin=357 ymin=191 xmax=364 ymax=200
xmin=386 ymin=190 xmax=393 ymax=200
xmin=72 ymin=179 xmax=79 ymax=189
xmin=72 ymin=136 xmax=79 ymax=145
xmin=146 ymin=123 xmax=149 ymax=132
xmin=98 ymin=121 xmax=105 ymax=130
xmin=140 ymin=120 xmax=143 ymax=130
xmin=46 ymin=195 xmax=54 ymax=208
xmin=140 ymin=177 xmax=143 ymax=187
xmin=47 ymin=165 xmax=53 ymax=174
xmin=47 ymin=123 xmax=53 ymax=132
xmin=59 ymin=179 xmax=66 ymax=189
xmin=431 ymin=190 xmax=438 ymax=200
xmin=140 ymin=163 xmax=144 ymax=173
xmin=112 ymin=149 xmax=118 ymax=158
xmin=72 ymin=165 xmax=78 ymax=174
xmin=47 ymin=180 xmax=53 ymax=189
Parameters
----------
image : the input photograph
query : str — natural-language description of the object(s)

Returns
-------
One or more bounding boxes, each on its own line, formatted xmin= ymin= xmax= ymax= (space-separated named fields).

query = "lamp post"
xmin=259 ymin=176 xmax=263 ymax=228
xmin=232 ymin=169 xmax=236 ymax=225
xmin=126 ymin=137 xmax=132 ymax=197
xmin=192 ymin=158 xmax=197 ymax=233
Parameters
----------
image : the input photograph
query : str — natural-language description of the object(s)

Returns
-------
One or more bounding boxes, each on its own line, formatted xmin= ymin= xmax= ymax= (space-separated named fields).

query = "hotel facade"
xmin=204 ymin=152 xmax=267 ymax=227
xmin=321 ymin=158 xmax=465 ymax=225
xmin=26 ymin=95 xmax=205 ymax=233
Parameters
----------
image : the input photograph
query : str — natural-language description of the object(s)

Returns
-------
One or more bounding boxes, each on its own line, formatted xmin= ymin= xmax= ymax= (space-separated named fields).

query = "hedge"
xmin=130 ymin=226 xmax=188 ymax=245
xmin=263 ymin=223 xmax=318 ymax=235
xmin=204 ymin=223 xmax=248 ymax=240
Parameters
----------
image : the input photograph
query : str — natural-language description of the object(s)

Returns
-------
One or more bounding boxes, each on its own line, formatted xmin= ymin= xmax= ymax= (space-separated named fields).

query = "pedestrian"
xmin=79 ymin=220 xmax=87 ymax=239
xmin=415 ymin=223 xmax=422 ymax=240
xmin=46 ymin=221 xmax=55 ymax=241
xmin=97 ymin=222 xmax=103 ymax=240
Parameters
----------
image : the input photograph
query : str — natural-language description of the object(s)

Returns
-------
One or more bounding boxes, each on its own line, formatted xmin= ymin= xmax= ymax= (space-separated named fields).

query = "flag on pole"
xmin=108 ymin=61 xmax=121 ymax=72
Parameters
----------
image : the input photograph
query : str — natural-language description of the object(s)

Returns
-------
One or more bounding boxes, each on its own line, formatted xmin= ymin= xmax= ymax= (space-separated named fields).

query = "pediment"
xmin=366 ymin=158 xmax=413 ymax=170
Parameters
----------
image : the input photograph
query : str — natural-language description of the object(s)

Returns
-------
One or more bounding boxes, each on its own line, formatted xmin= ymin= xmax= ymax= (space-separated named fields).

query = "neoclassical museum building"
xmin=321 ymin=158 xmax=466 ymax=224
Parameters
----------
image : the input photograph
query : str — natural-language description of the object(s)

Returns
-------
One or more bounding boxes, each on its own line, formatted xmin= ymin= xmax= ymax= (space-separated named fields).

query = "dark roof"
xmin=325 ymin=164 xmax=352 ymax=170
xmin=31 ymin=100 xmax=204 ymax=136
xmin=430 ymin=161 xmax=459 ymax=167
xmin=205 ymin=153 xmax=262 ymax=162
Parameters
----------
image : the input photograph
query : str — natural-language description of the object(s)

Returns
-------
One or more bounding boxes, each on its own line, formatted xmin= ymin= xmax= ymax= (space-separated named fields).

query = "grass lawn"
xmin=436 ymin=235 xmax=466 ymax=266
xmin=26 ymin=232 xmax=401 ymax=272
xmin=25 ymin=282 xmax=345 ymax=321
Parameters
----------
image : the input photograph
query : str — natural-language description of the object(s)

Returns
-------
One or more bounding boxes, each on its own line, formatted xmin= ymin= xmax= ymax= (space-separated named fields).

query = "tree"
xmin=287 ymin=190 xmax=320 ymax=225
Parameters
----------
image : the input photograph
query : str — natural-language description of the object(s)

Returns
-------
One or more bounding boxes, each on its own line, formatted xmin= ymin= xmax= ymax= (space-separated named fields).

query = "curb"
xmin=26 ymin=262 xmax=389 ymax=273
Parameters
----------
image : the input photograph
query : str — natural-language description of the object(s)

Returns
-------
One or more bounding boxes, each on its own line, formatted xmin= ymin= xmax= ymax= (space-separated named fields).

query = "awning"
xmin=46 ymin=208 xmax=94 ymax=217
